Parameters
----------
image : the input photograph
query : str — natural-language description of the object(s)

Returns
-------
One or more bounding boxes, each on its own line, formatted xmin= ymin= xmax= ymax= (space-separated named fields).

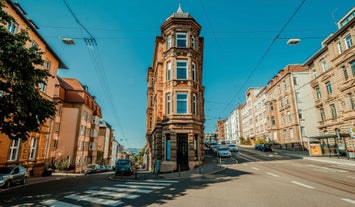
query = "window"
xmin=290 ymin=128 xmax=294 ymax=139
xmin=337 ymin=41 xmax=343 ymax=54
xmin=271 ymin=116 xmax=275 ymax=126
xmin=82 ymin=110 xmax=87 ymax=120
xmin=285 ymin=96 xmax=289 ymax=106
xmin=321 ymin=60 xmax=328 ymax=72
xmin=316 ymin=87 xmax=322 ymax=99
xmin=176 ymin=33 xmax=187 ymax=47
xmin=312 ymin=68 xmax=317 ymax=79
xmin=343 ymin=67 xmax=349 ymax=80
xmin=9 ymin=139 xmax=21 ymax=161
xmin=176 ymin=60 xmax=187 ymax=79
xmin=166 ymin=93 xmax=171 ymax=114
xmin=283 ymin=80 xmax=287 ymax=90
xmin=350 ymin=94 xmax=355 ymax=109
xmin=194 ymin=134 xmax=198 ymax=161
xmin=270 ymin=102 xmax=274 ymax=111
xmin=320 ymin=108 xmax=326 ymax=121
xmin=351 ymin=61 xmax=355 ymax=77
xmin=53 ymin=139 xmax=58 ymax=150
xmin=326 ymin=81 xmax=332 ymax=94
xmin=176 ymin=92 xmax=188 ymax=114
xmin=166 ymin=61 xmax=171 ymax=81
xmin=298 ymin=111 xmax=303 ymax=119
xmin=166 ymin=134 xmax=171 ymax=161
xmin=330 ymin=104 xmax=337 ymax=119
xmin=44 ymin=60 xmax=51 ymax=70
xmin=281 ymin=114 xmax=285 ymax=125
xmin=7 ymin=22 xmax=18 ymax=33
xmin=277 ymin=85 xmax=281 ymax=93
xmin=167 ymin=35 xmax=172 ymax=49
xmin=287 ymin=112 xmax=291 ymax=122
xmin=29 ymin=138 xmax=38 ymax=160
xmin=295 ymin=92 xmax=300 ymax=102
xmin=191 ymin=36 xmax=195 ymax=49
xmin=345 ymin=34 xmax=353 ymax=49
xmin=192 ymin=62 xmax=196 ymax=81
xmin=80 ymin=125 xmax=85 ymax=135
xmin=192 ymin=93 xmax=197 ymax=115
xmin=293 ymin=77 xmax=298 ymax=85
xmin=40 ymin=81 xmax=47 ymax=92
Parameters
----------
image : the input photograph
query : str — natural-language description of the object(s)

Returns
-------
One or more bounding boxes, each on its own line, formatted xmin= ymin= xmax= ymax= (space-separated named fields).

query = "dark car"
xmin=115 ymin=159 xmax=133 ymax=176
xmin=260 ymin=144 xmax=273 ymax=152
xmin=0 ymin=166 xmax=27 ymax=188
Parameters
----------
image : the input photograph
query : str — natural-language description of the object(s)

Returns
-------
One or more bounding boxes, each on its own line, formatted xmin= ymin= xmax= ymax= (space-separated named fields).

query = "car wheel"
xmin=21 ymin=177 xmax=26 ymax=185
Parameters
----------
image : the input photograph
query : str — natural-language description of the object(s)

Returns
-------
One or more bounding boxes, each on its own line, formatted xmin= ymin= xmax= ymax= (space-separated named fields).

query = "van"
xmin=115 ymin=159 xmax=133 ymax=176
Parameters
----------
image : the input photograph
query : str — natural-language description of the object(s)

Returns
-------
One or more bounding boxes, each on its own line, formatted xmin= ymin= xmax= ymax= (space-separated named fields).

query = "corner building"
xmin=146 ymin=5 xmax=205 ymax=172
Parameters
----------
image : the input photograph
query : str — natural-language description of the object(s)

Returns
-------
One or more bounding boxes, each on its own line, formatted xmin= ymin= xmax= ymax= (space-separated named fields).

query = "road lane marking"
xmin=251 ymin=167 xmax=260 ymax=171
xmin=41 ymin=199 xmax=81 ymax=207
xmin=102 ymin=186 xmax=152 ymax=193
xmin=115 ymin=184 xmax=164 ymax=189
xmin=65 ymin=194 xmax=123 ymax=207
xmin=346 ymin=176 xmax=355 ymax=179
xmin=291 ymin=181 xmax=315 ymax=189
xmin=342 ymin=198 xmax=355 ymax=205
xmin=266 ymin=172 xmax=280 ymax=177
xmin=126 ymin=181 xmax=172 ymax=186
xmin=85 ymin=190 xmax=139 ymax=199
xmin=145 ymin=179 xmax=178 ymax=183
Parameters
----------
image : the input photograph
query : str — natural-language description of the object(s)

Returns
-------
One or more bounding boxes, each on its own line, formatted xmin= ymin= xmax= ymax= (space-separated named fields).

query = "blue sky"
xmin=15 ymin=0 xmax=354 ymax=149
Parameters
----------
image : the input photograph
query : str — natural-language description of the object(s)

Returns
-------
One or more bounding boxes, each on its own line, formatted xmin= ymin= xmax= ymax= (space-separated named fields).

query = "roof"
xmin=57 ymin=77 xmax=84 ymax=91
xmin=6 ymin=0 xmax=68 ymax=69
xmin=166 ymin=3 xmax=192 ymax=20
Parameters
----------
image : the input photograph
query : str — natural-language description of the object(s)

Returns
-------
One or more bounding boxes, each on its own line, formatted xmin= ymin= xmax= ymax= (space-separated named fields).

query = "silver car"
xmin=217 ymin=147 xmax=232 ymax=158
xmin=0 ymin=166 xmax=27 ymax=188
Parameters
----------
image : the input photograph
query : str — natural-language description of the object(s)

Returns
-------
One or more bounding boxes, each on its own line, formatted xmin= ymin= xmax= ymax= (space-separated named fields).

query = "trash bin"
xmin=155 ymin=160 xmax=161 ymax=173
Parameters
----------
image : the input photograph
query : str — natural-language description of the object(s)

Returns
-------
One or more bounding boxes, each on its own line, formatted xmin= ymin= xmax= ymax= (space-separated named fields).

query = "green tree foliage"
xmin=0 ymin=1 xmax=56 ymax=141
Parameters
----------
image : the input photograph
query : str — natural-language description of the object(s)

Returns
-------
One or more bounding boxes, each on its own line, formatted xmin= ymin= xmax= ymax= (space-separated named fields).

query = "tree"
xmin=0 ymin=1 xmax=56 ymax=141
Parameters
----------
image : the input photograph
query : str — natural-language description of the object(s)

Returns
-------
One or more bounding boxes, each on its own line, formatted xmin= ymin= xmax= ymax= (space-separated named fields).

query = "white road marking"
xmin=126 ymin=181 xmax=172 ymax=186
xmin=346 ymin=176 xmax=355 ymax=179
xmin=251 ymin=167 xmax=260 ymax=171
xmin=85 ymin=190 xmax=139 ymax=199
xmin=266 ymin=172 xmax=280 ymax=177
xmin=102 ymin=186 xmax=153 ymax=194
xmin=65 ymin=194 xmax=123 ymax=207
xmin=41 ymin=199 xmax=81 ymax=207
xmin=114 ymin=184 xmax=164 ymax=189
xmin=291 ymin=181 xmax=315 ymax=189
xmin=341 ymin=198 xmax=355 ymax=205
xmin=145 ymin=179 xmax=178 ymax=183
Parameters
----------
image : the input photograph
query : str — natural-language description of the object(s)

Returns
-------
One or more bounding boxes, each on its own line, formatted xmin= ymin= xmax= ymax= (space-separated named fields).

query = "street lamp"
xmin=287 ymin=38 xmax=301 ymax=45
xmin=61 ymin=37 xmax=75 ymax=45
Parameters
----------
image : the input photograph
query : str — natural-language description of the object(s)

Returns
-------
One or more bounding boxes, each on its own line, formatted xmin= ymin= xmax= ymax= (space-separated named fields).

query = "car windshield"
xmin=228 ymin=145 xmax=236 ymax=147
xmin=117 ymin=160 xmax=129 ymax=165
xmin=0 ymin=167 xmax=13 ymax=174
xmin=218 ymin=147 xmax=228 ymax=151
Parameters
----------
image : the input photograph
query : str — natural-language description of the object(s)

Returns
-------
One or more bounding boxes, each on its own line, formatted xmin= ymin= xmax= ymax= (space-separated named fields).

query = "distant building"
xmin=146 ymin=4 xmax=205 ymax=172
xmin=53 ymin=78 xmax=102 ymax=173
xmin=98 ymin=121 xmax=114 ymax=166
xmin=0 ymin=0 xmax=67 ymax=176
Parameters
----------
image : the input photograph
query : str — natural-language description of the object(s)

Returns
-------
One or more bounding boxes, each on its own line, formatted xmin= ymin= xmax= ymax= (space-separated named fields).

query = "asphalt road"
xmin=1 ymin=147 xmax=355 ymax=207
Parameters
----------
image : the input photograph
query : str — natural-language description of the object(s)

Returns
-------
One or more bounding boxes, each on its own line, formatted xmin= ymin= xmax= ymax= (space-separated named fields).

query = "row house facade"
xmin=146 ymin=5 xmax=205 ymax=173
xmin=0 ymin=0 xmax=67 ymax=176
xmin=220 ymin=7 xmax=354 ymax=152
xmin=223 ymin=108 xmax=241 ymax=144
xmin=264 ymin=65 xmax=318 ymax=149
xmin=304 ymin=7 xmax=355 ymax=151
xmin=53 ymin=78 xmax=102 ymax=173
xmin=98 ymin=121 xmax=114 ymax=166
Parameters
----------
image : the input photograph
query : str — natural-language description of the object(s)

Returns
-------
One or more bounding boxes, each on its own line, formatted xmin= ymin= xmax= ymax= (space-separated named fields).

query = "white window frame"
xmin=167 ymin=35 xmax=172 ymax=49
xmin=326 ymin=81 xmax=332 ymax=94
xmin=176 ymin=33 xmax=187 ymax=47
xmin=9 ymin=139 xmax=21 ymax=161
xmin=29 ymin=138 xmax=39 ymax=160
xmin=166 ymin=93 xmax=171 ymax=114
xmin=166 ymin=61 xmax=171 ymax=81
xmin=176 ymin=60 xmax=188 ymax=79
xmin=191 ymin=36 xmax=195 ymax=49
xmin=192 ymin=93 xmax=197 ymax=115
xmin=7 ymin=22 xmax=18 ymax=33
xmin=312 ymin=68 xmax=317 ymax=79
xmin=321 ymin=60 xmax=328 ymax=72
xmin=337 ymin=41 xmax=343 ymax=54
xmin=176 ymin=92 xmax=188 ymax=114
xmin=345 ymin=34 xmax=353 ymax=49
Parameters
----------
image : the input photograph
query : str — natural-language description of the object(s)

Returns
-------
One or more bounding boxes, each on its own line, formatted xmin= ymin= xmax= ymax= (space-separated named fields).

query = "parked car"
xmin=105 ymin=166 xmax=114 ymax=171
xmin=211 ymin=144 xmax=219 ymax=154
xmin=115 ymin=159 xmax=133 ymax=176
xmin=260 ymin=144 xmax=273 ymax=152
xmin=0 ymin=166 xmax=27 ymax=188
xmin=255 ymin=144 xmax=263 ymax=150
xmin=84 ymin=164 xmax=100 ymax=175
xmin=217 ymin=147 xmax=232 ymax=158
xmin=227 ymin=144 xmax=238 ymax=152
xmin=99 ymin=165 xmax=106 ymax=172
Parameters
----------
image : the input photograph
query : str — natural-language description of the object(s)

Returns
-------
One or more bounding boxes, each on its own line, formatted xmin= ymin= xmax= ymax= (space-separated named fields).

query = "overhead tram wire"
xmin=217 ymin=0 xmax=307 ymax=119
xmin=62 ymin=0 xmax=127 ymax=141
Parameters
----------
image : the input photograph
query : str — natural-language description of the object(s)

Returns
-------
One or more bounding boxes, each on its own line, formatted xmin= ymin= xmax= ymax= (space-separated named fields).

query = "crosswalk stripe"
xmin=85 ymin=190 xmax=140 ymax=199
xmin=145 ymin=179 xmax=178 ymax=183
xmin=65 ymin=194 xmax=123 ymax=207
xmin=102 ymin=186 xmax=153 ymax=194
xmin=41 ymin=199 xmax=81 ymax=207
xmin=126 ymin=181 xmax=172 ymax=186
xmin=114 ymin=184 xmax=164 ymax=189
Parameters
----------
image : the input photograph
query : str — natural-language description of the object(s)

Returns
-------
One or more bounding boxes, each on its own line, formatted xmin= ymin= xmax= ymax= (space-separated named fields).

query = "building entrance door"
xmin=177 ymin=134 xmax=189 ymax=171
